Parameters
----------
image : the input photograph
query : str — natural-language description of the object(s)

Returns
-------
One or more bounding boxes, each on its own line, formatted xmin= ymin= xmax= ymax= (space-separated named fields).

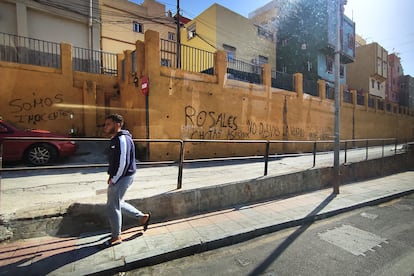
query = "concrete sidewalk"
xmin=0 ymin=171 xmax=413 ymax=275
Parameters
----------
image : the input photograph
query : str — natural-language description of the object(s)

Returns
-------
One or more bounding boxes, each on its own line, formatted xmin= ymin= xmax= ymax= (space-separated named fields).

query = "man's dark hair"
xmin=106 ymin=114 xmax=124 ymax=127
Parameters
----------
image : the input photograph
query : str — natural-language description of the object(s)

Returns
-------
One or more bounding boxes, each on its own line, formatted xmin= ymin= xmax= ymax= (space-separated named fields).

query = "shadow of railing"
xmin=248 ymin=193 xmax=337 ymax=275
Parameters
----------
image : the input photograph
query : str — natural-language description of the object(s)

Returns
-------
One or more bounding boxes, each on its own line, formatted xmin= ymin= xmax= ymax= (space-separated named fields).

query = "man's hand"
xmin=107 ymin=178 xmax=113 ymax=185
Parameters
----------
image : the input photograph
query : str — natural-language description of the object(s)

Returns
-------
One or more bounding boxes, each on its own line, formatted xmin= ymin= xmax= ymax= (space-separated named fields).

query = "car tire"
xmin=24 ymin=143 xmax=58 ymax=166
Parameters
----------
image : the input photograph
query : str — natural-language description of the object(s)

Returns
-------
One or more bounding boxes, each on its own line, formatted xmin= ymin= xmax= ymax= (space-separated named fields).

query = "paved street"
xmin=0 ymin=171 xmax=412 ymax=275
xmin=126 ymin=193 xmax=414 ymax=276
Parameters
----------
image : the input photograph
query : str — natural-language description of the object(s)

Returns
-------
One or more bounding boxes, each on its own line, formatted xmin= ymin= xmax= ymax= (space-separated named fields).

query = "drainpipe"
xmin=89 ymin=0 xmax=93 ymax=50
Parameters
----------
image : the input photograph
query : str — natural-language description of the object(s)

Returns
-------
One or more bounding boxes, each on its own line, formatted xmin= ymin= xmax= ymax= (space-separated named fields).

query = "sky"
xmin=156 ymin=0 xmax=414 ymax=76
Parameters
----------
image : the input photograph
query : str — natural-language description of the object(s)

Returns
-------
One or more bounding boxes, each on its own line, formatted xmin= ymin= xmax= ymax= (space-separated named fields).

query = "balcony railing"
xmin=343 ymin=90 xmax=353 ymax=104
xmin=72 ymin=46 xmax=118 ymax=76
xmin=303 ymin=78 xmax=319 ymax=96
xmin=227 ymin=58 xmax=262 ymax=84
xmin=160 ymin=39 xmax=215 ymax=75
xmin=271 ymin=69 xmax=294 ymax=91
xmin=0 ymin=32 xmax=60 ymax=68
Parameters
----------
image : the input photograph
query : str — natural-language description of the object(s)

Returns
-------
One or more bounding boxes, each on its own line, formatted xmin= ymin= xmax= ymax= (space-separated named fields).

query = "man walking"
xmin=103 ymin=114 xmax=150 ymax=246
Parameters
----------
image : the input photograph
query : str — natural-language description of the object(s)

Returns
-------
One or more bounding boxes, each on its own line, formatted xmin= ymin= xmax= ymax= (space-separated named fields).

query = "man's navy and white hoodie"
xmin=107 ymin=130 xmax=136 ymax=184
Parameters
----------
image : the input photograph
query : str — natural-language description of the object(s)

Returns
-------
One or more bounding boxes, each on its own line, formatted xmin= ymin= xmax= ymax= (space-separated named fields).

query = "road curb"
xmin=86 ymin=188 xmax=414 ymax=276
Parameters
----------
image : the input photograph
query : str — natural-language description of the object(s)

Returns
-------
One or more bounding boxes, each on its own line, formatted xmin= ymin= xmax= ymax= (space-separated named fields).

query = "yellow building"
xmin=180 ymin=4 xmax=276 ymax=72
xmin=347 ymin=42 xmax=388 ymax=99
xmin=100 ymin=0 xmax=175 ymax=53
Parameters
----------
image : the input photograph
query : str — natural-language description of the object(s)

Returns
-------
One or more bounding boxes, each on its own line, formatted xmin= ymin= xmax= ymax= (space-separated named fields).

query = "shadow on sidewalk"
xmin=0 ymin=235 xmax=108 ymax=276
xmin=248 ymin=192 xmax=337 ymax=276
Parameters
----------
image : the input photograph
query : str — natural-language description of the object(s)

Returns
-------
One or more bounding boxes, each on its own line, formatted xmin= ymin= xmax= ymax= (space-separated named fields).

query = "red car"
xmin=0 ymin=118 xmax=77 ymax=166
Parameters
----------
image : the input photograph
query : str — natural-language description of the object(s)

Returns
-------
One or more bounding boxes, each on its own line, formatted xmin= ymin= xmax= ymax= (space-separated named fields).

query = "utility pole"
xmin=333 ymin=0 xmax=343 ymax=194
xmin=176 ymin=0 xmax=181 ymax=69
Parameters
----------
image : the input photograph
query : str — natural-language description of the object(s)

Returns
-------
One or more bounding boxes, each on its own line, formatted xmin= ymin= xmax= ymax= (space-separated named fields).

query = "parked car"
xmin=0 ymin=118 xmax=77 ymax=166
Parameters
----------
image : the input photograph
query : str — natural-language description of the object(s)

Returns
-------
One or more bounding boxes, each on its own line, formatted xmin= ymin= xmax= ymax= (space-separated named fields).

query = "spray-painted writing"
xmin=184 ymin=105 xmax=238 ymax=130
xmin=9 ymin=93 xmax=64 ymax=113
xmin=247 ymin=120 xmax=281 ymax=139
xmin=8 ymin=92 xmax=72 ymax=125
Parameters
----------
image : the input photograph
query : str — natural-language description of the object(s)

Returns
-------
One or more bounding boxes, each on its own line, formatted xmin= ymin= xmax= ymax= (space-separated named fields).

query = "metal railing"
xmin=303 ymin=79 xmax=319 ymax=96
xmin=368 ymin=96 xmax=375 ymax=108
xmin=227 ymin=58 xmax=262 ymax=84
xmin=72 ymin=46 xmax=118 ymax=76
xmin=0 ymin=32 xmax=60 ymax=68
xmin=160 ymin=39 xmax=215 ymax=75
xmin=271 ymin=69 xmax=294 ymax=91
xmin=325 ymin=85 xmax=335 ymax=99
xmin=356 ymin=94 xmax=364 ymax=105
xmin=1 ymin=137 xmax=406 ymax=191
xmin=343 ymin=90 xmax=353 ymax=104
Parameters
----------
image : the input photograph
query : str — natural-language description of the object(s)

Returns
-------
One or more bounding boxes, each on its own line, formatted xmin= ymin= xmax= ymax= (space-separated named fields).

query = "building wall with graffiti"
xmin=1 ymin=31 xmax=413 ymax=161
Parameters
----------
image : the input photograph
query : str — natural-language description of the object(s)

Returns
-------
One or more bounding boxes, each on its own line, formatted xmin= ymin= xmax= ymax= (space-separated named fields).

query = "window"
xmin=258 ymin=55 xmax=268 ymax=65
xmin=371 ymin=79 xmax=375 ymax=89
xmin=161 ymin=59 xmax=171 ymax=67
xmin=223 ymin=44 xmax=236 ymax=62
xmin=326 ymin=56 xmax=333 ymax=73
xmin=377 ymin=81 xmax=380 ymax=90
xmin=282 ymin=66 xmax=287 ymax=73
xmin=281 ymin=39 xmax=288 ymax=47
xmin=340 ymin=64 xmax=344 ymax=77
xmin=187 ymin=24 xmax=196 ymax=40
xmin=133 ymin=21 xmax=143 ymax=33
xmin=301 ymin=43 xmax=307 ymax=50
xmin=348 ymin=34 xmax=354 ymax=49
xmin=257 ymin=26 xmax=274 ymax=41
xmin=305 ymin=60 xmax=312 ymax=71
xmin=168 ymin=32 xmax=175 ymax=41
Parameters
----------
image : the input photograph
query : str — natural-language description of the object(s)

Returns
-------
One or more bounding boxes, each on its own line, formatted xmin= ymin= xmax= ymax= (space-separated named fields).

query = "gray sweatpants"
xmin=106 ymin=175 xmax=144 ymax=238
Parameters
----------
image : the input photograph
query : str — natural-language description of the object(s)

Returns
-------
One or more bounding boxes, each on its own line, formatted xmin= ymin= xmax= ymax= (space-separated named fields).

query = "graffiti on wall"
xmin=8 ymin=92 xmax=74 ymax=125
xmin=182 ymin=105 xmax=334 ymax=141
xmin=182 ymin=105 xmax=282 ymax=140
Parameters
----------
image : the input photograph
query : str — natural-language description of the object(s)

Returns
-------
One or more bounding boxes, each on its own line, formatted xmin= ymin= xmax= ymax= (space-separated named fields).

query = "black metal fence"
xmin=343 ymin=90 xmax=353 ymax=104
xmin=227 ymin=58 xmax=262 ymax=84
xmin=368 ymin=96 xmax=375 ymax=108
xmin=160 ymin=39 xmax=215 ymax=75
xmin=326 ymin=84 xmax=335 ymax=99
xmin=356 ymin=94 xmax=364 ymax=105
xmin=72 ymin=46 xmax=118 ymax=76
xmin=271 ymin=69 xmax=294 ymax=91
xmin=0 ymin=32 xmax=60 ymax=68
xmin=303 ymin=78 xmax=319 ymax=96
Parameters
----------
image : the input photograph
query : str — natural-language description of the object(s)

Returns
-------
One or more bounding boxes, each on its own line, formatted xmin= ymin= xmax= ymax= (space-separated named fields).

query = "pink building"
xmin=387 ymin=53 xmax=403 ymax=103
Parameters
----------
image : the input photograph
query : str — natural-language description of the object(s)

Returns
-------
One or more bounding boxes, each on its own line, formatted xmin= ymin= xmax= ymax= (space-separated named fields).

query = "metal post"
xmin=177 ymin=140 xmax=184 ymax=189
xmin=365 ymin=140 xmax=369 ymax=160
xmin=344 ymin=141 xmax=348 ymax=163
xmin=394 ymin=138 xmax=398 ymax=155
xmin=145 ymin=94 xmax=150 ymax=160
xmin=333 ymin=0 xmax=342 ymax=194
xmin=313 ymin=142 xmax=317 ymax=167
xmin=176 ymin=0 xmax=181 ymax=69
xmin=264 ymin=141 xmax=270 ymax=176
xmin=0 ymin=142 xmax=2 ymax=205
xmin=382 ymin=140 xmax=385 ymax=158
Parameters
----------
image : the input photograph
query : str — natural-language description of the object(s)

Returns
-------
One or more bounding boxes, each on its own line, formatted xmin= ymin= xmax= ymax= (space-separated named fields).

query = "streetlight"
xmin=333 ymin=0 xmax=345 ymax=194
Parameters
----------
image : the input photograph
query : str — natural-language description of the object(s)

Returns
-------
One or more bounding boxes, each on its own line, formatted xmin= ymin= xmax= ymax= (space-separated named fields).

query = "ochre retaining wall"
xmin=1 ymin=31 xmax=413 ymax=160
